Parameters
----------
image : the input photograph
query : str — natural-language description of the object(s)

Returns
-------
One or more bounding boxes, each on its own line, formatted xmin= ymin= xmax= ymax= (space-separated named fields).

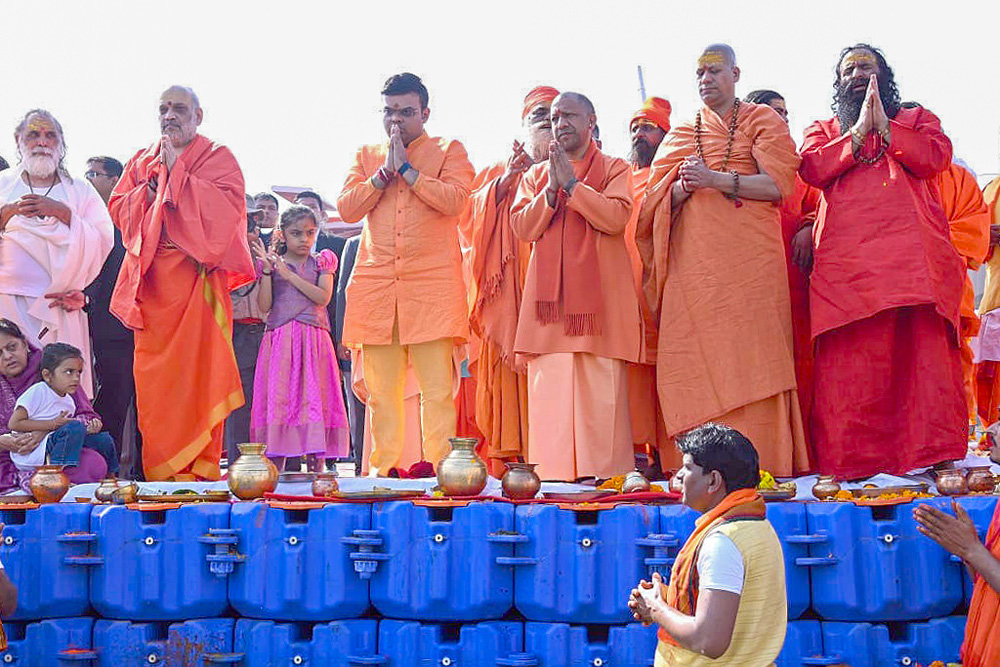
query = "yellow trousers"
xmin=362 ymin=326 xmax=455 ymax=475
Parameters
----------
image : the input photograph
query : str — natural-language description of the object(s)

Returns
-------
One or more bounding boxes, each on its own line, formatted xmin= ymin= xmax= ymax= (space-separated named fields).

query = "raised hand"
xmin=868 ymin=74 xmax=889 ymax=135
xmin=249 ymin=237 xmax=270 ymax=265
xmin=389 ymin=126 xmax=408 ymax=172
xmin=549 ymin=141 xmax=575 ymax=190
xmin=270 ymin=253 xmax=292 ymax=279
xmin=161 ymin=135 xmax=178 ymax=172
xmin=498 ymin=140 xmax=534 ymax=201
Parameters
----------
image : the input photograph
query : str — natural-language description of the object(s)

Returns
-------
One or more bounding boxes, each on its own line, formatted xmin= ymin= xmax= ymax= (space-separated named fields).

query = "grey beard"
xmin=22 ymin=154 xmax=58 ymax=179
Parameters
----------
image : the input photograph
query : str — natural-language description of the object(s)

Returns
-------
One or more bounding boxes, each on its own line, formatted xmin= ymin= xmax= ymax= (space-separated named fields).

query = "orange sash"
xmin=658 ymin=488 xmax=766 ymax=645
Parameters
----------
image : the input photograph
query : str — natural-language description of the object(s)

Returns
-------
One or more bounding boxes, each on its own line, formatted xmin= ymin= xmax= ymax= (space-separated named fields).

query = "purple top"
xmin=0 ymin=345 xmax=102 ymax=492
xmin=265 ymin=250 xmax=337 ymax=331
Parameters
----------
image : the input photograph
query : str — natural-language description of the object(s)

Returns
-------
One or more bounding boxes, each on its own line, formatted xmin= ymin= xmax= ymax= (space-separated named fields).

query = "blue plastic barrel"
xmin=368 ymin=501 xmax=515 ymax=620
xmin=89 ymin=503 xmax=233 ymax=620
xmin=378 ymin=620 xmax=523 ymax=667
xmin=766 ymin=503 xmax=812 ymax=620
xmin=775 ymin=620 xmax=823 ymax=667
xmin=803 ymin=498 xmax=963 ymax=620
xmin=813 ymin=616 xmax=965 ymax=667
xmin=510 ymin=503 xmax=660 ymax=623
xmin=93 ymin=618 xmax=237 ymax=666
xmin=229 ymin=502 xmax=371 ymax=620
xmin=0 ymin=503 xmax=92 ymax=619
xmin=0 ymin=617 xmax=95 ymax=666
xmin=234 ymin=619 xmax=379 ymax=667
xmin=523 ymin=622 xmax=657 ymax=667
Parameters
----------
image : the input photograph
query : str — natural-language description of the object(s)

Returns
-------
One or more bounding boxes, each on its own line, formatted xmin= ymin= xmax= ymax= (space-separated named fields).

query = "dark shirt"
xmin=85 ymin=227 xmax=132 ymax=344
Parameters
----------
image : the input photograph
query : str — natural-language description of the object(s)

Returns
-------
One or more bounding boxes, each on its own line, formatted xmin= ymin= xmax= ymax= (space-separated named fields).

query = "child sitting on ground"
xmin=7 ymin=342 xmax=118 ymax=475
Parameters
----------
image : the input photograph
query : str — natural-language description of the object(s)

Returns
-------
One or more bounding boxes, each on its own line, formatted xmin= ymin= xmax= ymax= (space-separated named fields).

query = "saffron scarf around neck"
xmin=533 ymin=140 xmax=606 ymax=336
xmin=658 ymin=487 xmax=766 ymax=645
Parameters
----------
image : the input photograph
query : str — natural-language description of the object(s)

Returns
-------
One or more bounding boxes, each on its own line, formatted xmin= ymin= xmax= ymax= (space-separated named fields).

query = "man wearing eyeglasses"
xmin=224 ymin=195 xmax=268 ymax=464
xmin=83 ymin=156 xmax=140 ymax=475
xmin=338 ymin=72 xmax=475 ymax=476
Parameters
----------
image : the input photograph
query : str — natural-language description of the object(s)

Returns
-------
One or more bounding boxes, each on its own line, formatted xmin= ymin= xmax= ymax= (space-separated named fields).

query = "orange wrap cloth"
xmin=800 ymin=107 xmax=966 ymax=479
xmin=459 ymin=161 xmax=531 ymax=465
xmin=110 ymin=135 xmax=254 ymax=481
xmin=637 ymin=102 xmax=809 ymax=477
xmin=961 ymin=499 xmax=1000 ymax=666
xmin=780 ymin=176 xmax=821 ymax=444
xmin=975 ymin=177 xmax=1000 ymax=427
xmin=631 ymin=96 xmax=672 ymax=134
xmin=658 ymin=489 xmax=766 ymax=645
xmin=932 ymin=163 xmax=990 ymax=421
xmin=627 ymin=166 xmax=671 ymax=467
xmin=522 ymin=86 xmax=560 ymax=120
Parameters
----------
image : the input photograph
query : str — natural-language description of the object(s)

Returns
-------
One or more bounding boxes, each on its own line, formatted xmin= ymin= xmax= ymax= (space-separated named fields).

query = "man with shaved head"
xmin=638 ymin=45 xmax=809 ymax=480
xmin=510 ymin=91 xmax=641 ymax=480
xmin=110 ymin=85 xmax=254 ymax=481
xmin=800 ymin=45 xmax=965 ymax=479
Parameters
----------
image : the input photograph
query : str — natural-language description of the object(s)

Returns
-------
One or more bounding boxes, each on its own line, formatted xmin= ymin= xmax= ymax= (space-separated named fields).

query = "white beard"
xmin=22 ymin=152 xmax=58 ymax=179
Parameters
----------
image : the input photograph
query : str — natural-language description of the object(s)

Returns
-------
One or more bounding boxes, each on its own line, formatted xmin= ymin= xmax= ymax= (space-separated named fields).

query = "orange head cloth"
xmin=630 ymin=96 xmax=672 ymax=134
xmin=522 ymin=86 xmax=560 ymax=120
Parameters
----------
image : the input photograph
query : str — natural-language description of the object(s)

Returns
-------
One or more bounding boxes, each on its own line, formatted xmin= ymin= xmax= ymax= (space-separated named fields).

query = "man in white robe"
xmin=0 ymin=109 xmax=113 ymax=397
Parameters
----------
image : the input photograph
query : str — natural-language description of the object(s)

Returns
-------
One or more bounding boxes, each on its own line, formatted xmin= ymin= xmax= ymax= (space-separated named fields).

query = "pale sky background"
xmin=3 ymin=0 xmax=999 ymax=209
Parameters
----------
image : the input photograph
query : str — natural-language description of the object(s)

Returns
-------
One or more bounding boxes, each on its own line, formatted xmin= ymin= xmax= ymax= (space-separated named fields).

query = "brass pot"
xmin=228 ymin=442 xmax=279 ymax=500
xmin=966 ymin=466 xmax=995 ymax=493
xmin=29 ymin=465 xmax=70 ymax=504
xmin=811 ymin=475 xmax=841 ymax=501
xmin=935 ymin=468 xmax=968 ymax=496
xmin=437 ymin=437 xmax=488 ymax=497
xmin=501 ymin=462 xmax=541 ymax=500
xmin=312 ymin=472 xmax=339 ymax=497
xmin=112 ymin=481 xmax=139 ymax=504
xmin=622 ymin=471 xmax=651 ymax=494
xmin=94 ymin=477 xmax=120 ymax=503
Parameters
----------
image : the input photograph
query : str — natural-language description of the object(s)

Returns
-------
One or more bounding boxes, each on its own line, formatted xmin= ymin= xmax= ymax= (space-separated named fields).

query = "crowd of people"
xmin=0 ymin=41 xmax=999 ymax=489
xmin=0 ymin=38 xmax=999 ymax=665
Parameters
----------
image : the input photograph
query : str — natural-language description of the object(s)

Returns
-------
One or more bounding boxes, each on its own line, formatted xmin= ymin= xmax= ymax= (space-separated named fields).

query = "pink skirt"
xmin=250 ymin=321 xmax=349 ymax=458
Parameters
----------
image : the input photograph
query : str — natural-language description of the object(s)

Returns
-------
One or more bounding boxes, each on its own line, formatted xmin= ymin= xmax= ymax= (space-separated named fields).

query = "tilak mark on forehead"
xmin=698 ymin=52 xmax=727 ymax=67
xmin=26 ymin=118 xmax=53 ymax=133
xmin=842 ymin=53 xmax=877 ymax=69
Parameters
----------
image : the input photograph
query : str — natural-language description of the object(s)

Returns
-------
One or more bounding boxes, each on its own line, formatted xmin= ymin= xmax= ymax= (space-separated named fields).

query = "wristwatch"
xmin=398 ymin=162 xmax=413 ymax=176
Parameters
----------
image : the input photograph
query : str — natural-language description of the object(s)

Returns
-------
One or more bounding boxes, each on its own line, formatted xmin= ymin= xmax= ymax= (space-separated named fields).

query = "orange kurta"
xmin=637 ymin=102 xmax=810 ymax=476
xmin=975 ymin=177 xmax=1000 ymax=426
xmin=461 ymin=162 xmax=531 ymax=466
xmin=110 ymin=135 xmax=254 ymax=481
xmin=934 ymin=163 xmax=991 ymax=421
xmin=338 ymin=132 xmax=475 ymax=346
xmin=961 ymin=499 xmax=1000 ymax=667
xmin=779 ymin=176 xmax=820 ymax=442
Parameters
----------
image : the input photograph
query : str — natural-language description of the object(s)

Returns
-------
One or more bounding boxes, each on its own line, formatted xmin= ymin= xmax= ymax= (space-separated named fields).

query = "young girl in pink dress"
xmin=250 ymin=205 xmax=348 ymax=470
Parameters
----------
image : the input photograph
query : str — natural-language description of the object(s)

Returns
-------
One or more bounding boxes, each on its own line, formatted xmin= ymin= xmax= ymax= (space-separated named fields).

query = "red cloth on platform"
xmin=800 ymin=107 xmax=966 ymax=478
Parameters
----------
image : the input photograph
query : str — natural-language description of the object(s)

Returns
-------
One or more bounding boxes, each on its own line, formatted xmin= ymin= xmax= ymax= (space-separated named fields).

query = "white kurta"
xmin=0 ymin=169 xmax=113 ymax=397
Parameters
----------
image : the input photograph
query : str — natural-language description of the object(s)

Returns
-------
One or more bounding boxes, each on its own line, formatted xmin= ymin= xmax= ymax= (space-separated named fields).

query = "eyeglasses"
xmin=382 ymin=107 xmax=420 ymax=119
xmin=85 ymin=170 xmax=110 ymax=179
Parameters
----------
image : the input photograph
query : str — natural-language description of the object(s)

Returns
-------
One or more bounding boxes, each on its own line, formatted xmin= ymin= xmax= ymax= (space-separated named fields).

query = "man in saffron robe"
xmin=976 ymin=177 xmax=1000 ymax=427
xmin=744 ymin=90 xmax=820 ymax=442
xmin=110 ymin=86 xmax=254 ymax=481
xmin=511 ymin=92 xmax=641 ymax=481
xmin=459 ymin=85 xmax=558 ymax=475
xmin=934 ymin=160 xmax=990 ymax=424
xmin=800 ymin=45 xmax=966 ymax=479
xmin=629 ymin=423 xmax=786 ymax=665
xmin=637 ymin=45 xmax=809 ymax=477
xmin=916 ymin=495 xmax=1000 ymax=667
xmin=626 ymin=96 xmax=674 ymax=472
xmin=338 ymin=73 xmax=475 ymax=476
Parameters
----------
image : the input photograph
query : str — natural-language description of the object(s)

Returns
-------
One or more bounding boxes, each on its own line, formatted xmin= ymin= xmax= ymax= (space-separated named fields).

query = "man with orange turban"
xmin=458 ymin=86 xmax=558 ymax=474
xmin=626 ymin=96 xmax=674 ymax=473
